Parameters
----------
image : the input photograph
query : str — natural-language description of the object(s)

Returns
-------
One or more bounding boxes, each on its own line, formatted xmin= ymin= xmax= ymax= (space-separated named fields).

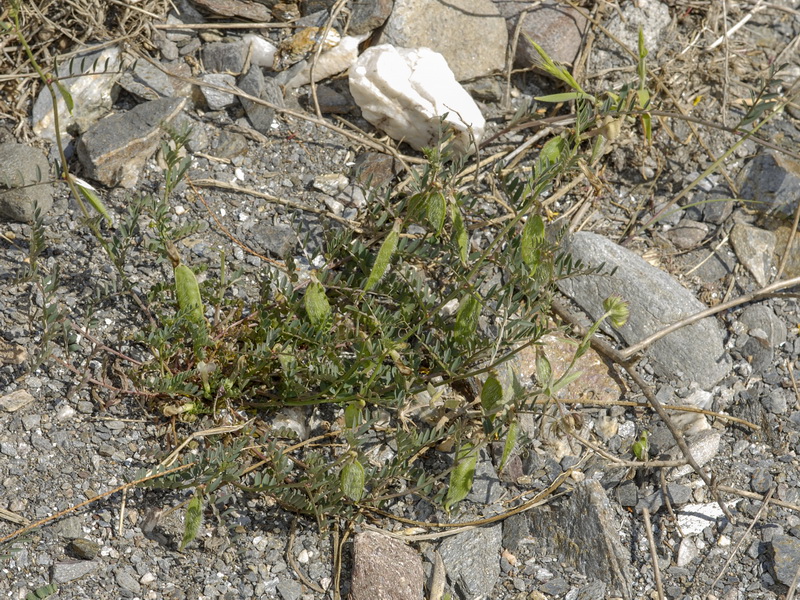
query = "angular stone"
xmin=771 ymin=534 xmax=800 ymax=587
xmin=192 ymin=0 xmax=271 ymax=20
xmin=348 ymin=0 xmax=394 ymax=35
xmin=740 ymin=150 xmax=800 ymax=218
xmin=0 ymin=143 xmax=53 ymax=223
xmin=666 ymin=219 xmax=709 ymax=250
xmin=557 ymin=232 xmax=731 ymax=388
xmin=202 ymin=41 xmax=248 ymax=74
xmin=77 ymin=97 xmax=187 ymax=188
xmin=377 ymin=0 xmax=507 ymax=81
xmin=201 ymin=73 xmax=237 ymax=110
xmin=350 ymin=531 xmax=424 ymax=600
xmin=667 ymin=429 xmax=721 ymax=480
xmin=32 ymin=45 xmax=121 ymax=142
xmin=494 ymin=1 xmax=587 ymax=67
xmin=352 ymin=152 xmax=403 ymax=189
xmin=117 ymin=58 xmax=175 ymax=100
xmin=238 ymin=66 xmax=277 ymax=133
xmin=730 ymin=223 xmax=776 ymax=287
xmin=51 ymin=559 xmax=101 ymax=584
xmin=438 ymin=524 xmax=502 ymax=599
xmin=0 ymin=389 xmax=34 ymax=412
xmin=466 ymin=449 xmax=504 ymax=505
xmin=0 ymin=339 xmax=28 ymax=365
xmin=514 ymin=334 xmax=624 ymax=404
xmin=526 ymin=480 xmax=633 ymax=599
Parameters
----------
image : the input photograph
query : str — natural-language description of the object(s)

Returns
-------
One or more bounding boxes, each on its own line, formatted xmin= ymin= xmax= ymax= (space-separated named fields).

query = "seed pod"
xmin=174 ymin=263 xmax=204 ymax=323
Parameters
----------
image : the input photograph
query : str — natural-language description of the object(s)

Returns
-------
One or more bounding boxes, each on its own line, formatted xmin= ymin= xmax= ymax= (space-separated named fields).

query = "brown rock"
xmin=494 ymin=1 xmax=587 ymax=67
xmin=350 ymin=531 xmax=424 ymax=600
xmin=192 ymin=0 xmax=272 ymax=21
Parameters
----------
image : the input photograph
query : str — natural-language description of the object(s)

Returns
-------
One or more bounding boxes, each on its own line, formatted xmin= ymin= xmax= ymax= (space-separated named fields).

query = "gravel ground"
xmin=2 ymin=1 xmax=800 ymax=599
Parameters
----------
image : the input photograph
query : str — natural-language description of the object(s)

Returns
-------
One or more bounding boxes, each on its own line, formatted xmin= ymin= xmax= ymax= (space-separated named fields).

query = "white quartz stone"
xmin=348 ymin=45 xmax=484 ymax=154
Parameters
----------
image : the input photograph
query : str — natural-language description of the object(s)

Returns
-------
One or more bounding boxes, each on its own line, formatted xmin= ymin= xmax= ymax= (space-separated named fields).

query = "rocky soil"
xmin=1 ymin=1 xmax=800 ymax=599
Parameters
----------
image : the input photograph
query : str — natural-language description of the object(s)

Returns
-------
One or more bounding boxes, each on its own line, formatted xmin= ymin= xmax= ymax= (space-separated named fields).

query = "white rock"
xmin=287 ymin=34 xmax=368 ymax=88
xmin=32 ymin=45 xmax=121 ymax=142
xmin=243 ymin=34 xmax=278 ymax=69
xmin=348 ymin=45 xmax=485 ymax=154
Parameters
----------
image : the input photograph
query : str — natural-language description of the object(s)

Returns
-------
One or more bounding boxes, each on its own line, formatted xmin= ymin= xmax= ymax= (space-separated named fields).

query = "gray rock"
xmin=667 ymin=429 xmax=721 ymax=480
xmin=239 ymin=67 xmax=284 ymax=133
xmin=0 ymin=143 xmax=52 ymax=223
xmin=526 ymin=480 xmax=633 ymax=599
xmin=77 ymin=97 xmax=187 ymax=188
xmin=201 ymin=73 xmax=237 ymax=110
xmin=350 ymin=531 xmax=424 ymax=600
xmin=739 ymin=305 xmax=787 ymax=349
xmin=117 ymin=58 xmax=175 ymax=100
xmin=115 ymin=567 xmax=142 ymax=595
xmin=739 ymin=150 xmax=800 ymax=217
xmin=251 ymin=222 xmax=297 ymax=259
xmin=730 ymin=223 xmax=776 ymax=287
xmin=32 ymin=45 xmax=121 ymax=142
xmin=277 ymin=578 xmax=303 ymax=600
xmin=51 ymin=559 xmax=102 ymax=584
xmin=602 ymin=0 xmax=671 ymax=55
xmin=438 ymin=524 xmax=502 ymax=599
xmin=494 ymin=1 xmax=587 ymax=67
xmin=637 ymin=483 xmax=692 ymax=513
xmin=666 ymin=219 xmax=709 ymax=250
xmin=466 ymin=450 xmax=504 ymax=505
xmin=557 ymin=232 xmax=731 ymax=388
xmin=55 ymin=516 xmax=84 ymax=539
xmin=751 ymin=467 xmax=774 ymax=495
xmin=770 ymin=534 xmax=800 ymax=587
xmin=348 ymin=0 xmax=394 ymax=35
xmin=202 ymin=40 xmax=247 ymax=74
xmin=377 ymin=0 xmax=508 ymax=81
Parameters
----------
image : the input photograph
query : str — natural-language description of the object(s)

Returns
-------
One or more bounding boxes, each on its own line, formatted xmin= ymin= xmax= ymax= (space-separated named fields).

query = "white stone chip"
xmin=349 ymin=45 xmax=485 ymax=154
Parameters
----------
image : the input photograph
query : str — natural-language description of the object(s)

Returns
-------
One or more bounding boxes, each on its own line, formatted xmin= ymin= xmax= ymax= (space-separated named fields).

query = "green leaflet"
xmin=426 ymin=191 xmax=446 ymax=235
xmin=364 ymin=224 xmax=400 ymax=292
xmin=520 ymin=214 xmax=545 ymax=270
xmin=480 ymin=374 xmax=503 ymax=418
xmin=450 ymin=204 xmax=468 ymax=265
xmin=72 ymin=176 xmax=112 ymax=224
xmin=179 ymin=493 xmax=203 ymax=551
xmin=25 ymin=584 xmax=58 ymax=600
xmin=499 ymin=420 xmax=519 ymax=472
xmin=340 ymin=457 xmax=365 ymax=501
xmin=174 ymin=263 xmax=205 ymax=323
xmin=454 ymin=294 xmax=481 ymax=345
xmin=304 ymin=281 xmax=331 ymax=328
xmin=444 ymin=443 xmax=478 ymax=512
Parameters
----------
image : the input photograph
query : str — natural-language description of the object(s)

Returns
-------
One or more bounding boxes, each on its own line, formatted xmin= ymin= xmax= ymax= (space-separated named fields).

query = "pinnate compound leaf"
xmin=365 ymin=223 xmax=400 ymax=291
xmin=444 ymin=443 xmax=478 ymax=512
xmin=179 ymin=493 xmax=203 ymax=551
xmin=454 ymin=294 xmax=481 ymax=345
xmin=304 ymin=281 xmax=331 ymax=328
xmin=340 ymin=458 xmax=365 ymax=501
